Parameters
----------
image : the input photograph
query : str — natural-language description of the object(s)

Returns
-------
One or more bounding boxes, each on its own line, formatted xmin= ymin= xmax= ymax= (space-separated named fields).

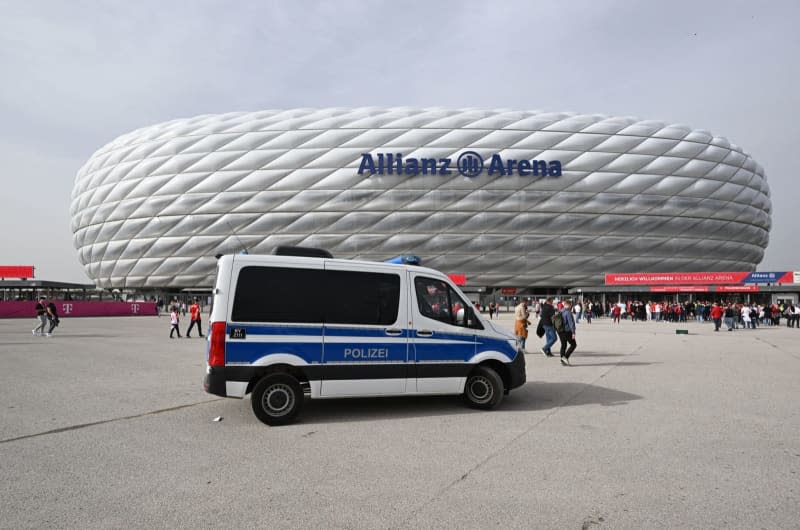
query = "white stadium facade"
xmin=70 ymin=108 xmax=771 ymax=290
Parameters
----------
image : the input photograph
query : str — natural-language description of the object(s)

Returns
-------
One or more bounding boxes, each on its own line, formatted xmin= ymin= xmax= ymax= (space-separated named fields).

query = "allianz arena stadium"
xmin=70 ymin=108 xmax=771 ymax=289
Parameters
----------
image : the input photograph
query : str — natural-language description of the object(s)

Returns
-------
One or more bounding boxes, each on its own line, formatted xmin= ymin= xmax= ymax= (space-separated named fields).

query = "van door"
xmin=225 ymin=262 xmax=325 ymax=370
xmin=410 ymin=274 xmax=476 ymax=393
xmin=319 ymin=262 xmax=409 ymax=397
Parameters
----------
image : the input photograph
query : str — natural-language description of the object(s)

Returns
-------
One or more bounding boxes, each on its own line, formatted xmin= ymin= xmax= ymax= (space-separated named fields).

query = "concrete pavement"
xmin=0 ymin=314 xmax=798 ymax=528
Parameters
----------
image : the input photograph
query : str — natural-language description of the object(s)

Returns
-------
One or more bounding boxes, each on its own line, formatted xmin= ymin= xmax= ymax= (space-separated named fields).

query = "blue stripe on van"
xmin=477 ymin=336 xmax=518 ymax=358
xmin=223 ymin=325 xmax=517 ymax=365
xmin=225 ymin=340 xmax=323 ymax=364
xmin=324 ymin=327 xmax=409 ymax=338
xmin=227 ymin=324 xmax=322 ymax=336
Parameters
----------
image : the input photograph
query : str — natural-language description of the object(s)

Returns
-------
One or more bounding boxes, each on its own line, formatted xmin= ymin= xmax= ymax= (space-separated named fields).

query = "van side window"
xmin=232 ymin=266 xmax=324 ymax=323
xmin=415 ymin=277 xmax=471 ymax=328
xmin=326 ymin=270 xmax=400 ymax=325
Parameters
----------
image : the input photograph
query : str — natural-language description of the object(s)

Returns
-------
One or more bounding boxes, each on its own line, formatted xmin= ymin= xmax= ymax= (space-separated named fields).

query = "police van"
xmin=204 ymin=251 xmax=526 ymax=425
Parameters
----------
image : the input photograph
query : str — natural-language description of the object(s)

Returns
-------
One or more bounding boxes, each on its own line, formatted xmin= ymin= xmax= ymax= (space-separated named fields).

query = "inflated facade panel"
xmin=70 ymin=108 xmax=771 ymax=288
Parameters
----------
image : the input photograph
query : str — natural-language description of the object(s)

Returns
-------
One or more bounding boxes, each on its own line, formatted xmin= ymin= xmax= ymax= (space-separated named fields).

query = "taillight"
xmin=208 ymin=321 xmax=227 ymax=367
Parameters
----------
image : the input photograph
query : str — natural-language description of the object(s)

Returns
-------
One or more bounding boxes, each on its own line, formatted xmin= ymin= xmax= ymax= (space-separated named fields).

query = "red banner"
xmin=607 ymin=272 xmax=749 ymax=285
xmin=0 ymin=265 xmax=35 ymax=279
xmin=650 ymin=286 xmax=710 ymax=293
xmin=448 ymin=274 xmax=467 ymax=286
xmin=716 ymin=285 xmax=759 ymax=292
xmin=0 ymin=301 xmax=157 ymax=319
xmin=500 ymin=288 xmax=517 ymax=295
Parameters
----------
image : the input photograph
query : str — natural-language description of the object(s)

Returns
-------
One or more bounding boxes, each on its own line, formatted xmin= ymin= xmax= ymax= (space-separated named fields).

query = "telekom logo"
xmin=61 ymin=303 xmax=73 ymax=314
xmin=131 ymin=304 xmax=140 ymax=314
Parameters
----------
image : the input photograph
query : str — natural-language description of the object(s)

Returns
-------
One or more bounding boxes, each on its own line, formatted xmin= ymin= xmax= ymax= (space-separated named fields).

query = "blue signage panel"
xmin=742 ymin=271 xmax=793 ymax=284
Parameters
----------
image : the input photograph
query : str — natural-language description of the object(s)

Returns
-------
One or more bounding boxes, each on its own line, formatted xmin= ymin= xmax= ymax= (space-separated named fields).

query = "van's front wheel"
xmin=251 ymin=373 xmax=303 ymax=425
xmin=463 ymin=366 xmax=504 ymax=409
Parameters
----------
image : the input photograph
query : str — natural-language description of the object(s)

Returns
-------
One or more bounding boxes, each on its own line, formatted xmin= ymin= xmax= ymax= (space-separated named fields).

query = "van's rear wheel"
xmin=463 ymin=366 xmax=504 ymax=409
xmin=251 ymin=373 xmax=303 ymax=425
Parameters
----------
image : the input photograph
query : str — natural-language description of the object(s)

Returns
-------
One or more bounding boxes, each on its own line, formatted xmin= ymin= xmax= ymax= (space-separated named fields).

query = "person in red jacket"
xmin=709 ymin=303 xmax=723 ymax=332
xmin=186 ymin=298 xmax=204 ymax=338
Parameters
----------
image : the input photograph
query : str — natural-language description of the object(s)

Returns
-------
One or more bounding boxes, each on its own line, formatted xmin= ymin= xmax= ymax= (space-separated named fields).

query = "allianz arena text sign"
xmin=358 ymin=151 xmax=562 ymax=177
xmin=606 ymin=272 xmax=795 ymax=285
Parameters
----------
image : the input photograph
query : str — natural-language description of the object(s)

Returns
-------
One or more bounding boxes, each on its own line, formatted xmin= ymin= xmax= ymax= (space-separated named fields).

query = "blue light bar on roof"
xmin=385 ymin=255 xmax=422 ymax=266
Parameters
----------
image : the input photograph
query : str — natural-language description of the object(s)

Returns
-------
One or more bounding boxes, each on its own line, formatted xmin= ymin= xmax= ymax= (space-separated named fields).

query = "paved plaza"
xmin=0 ymin=312 xmax=798 ymax=529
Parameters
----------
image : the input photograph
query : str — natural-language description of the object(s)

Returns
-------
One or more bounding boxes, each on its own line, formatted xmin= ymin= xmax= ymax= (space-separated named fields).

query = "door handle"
xmin=416 ymin=329 xmax=433 ymax=337
xmin=385 ymin=328 xmax=403 ymax=336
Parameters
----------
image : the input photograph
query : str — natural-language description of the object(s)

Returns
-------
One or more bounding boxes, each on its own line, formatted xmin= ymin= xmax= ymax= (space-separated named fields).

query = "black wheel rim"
xmin=467 ymin=375 xmax=493 ymax=404
xmin=261 ymin=383 xmax=295 ymax=417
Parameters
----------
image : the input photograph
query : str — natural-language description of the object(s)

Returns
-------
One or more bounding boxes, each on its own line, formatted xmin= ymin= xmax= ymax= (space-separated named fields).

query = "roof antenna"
xmin=223 ymin=217 xmax=249 ymax=255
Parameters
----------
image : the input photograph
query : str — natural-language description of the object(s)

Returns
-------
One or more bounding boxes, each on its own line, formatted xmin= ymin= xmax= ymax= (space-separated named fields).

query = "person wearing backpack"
xmin=539 ymin=297 xmax=558 ymax=357
xmin=555 ymin=300 xmax=577 ymax=365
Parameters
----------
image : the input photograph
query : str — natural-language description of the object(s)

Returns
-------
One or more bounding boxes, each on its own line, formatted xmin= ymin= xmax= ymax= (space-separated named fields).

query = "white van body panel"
xmin=246 ymin=353 xmax=310 ymax=367
xmin=225 ymin=381 xmax=248 ymax=398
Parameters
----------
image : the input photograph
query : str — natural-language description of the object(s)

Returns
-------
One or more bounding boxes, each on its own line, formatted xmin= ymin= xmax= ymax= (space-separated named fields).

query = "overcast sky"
xmin=1 ymin=0 xmax=798 ymax=283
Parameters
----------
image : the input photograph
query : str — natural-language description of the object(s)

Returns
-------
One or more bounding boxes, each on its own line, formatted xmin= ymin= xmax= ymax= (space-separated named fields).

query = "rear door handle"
xmin=416 ymin=329 xmax=433 ymax=337
xmin=385 ymin=328 xmax=403 ymax=336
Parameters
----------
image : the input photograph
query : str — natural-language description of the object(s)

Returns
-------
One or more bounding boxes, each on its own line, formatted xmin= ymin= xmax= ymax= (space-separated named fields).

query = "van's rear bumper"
xmin=507 ymin=350 xmax=527 ymax=390
xmin=204 ymin=366 xmax=229 ymax=397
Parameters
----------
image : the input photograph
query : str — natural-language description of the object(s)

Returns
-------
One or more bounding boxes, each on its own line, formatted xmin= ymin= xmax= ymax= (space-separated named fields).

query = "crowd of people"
xmin=504 ymin=298 xmax=800 ymax=328
xmin=508 ymin=297 xmax=800 ymax=363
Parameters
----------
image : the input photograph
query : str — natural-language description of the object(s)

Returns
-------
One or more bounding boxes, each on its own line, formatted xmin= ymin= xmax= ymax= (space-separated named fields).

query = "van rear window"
xmin=326 ymin=270 xmax=399 ymax=325
xmin=232 ymin=267 xmax=325 ymax=323
xmin=231 ymin=266 xmax=400 ymax=325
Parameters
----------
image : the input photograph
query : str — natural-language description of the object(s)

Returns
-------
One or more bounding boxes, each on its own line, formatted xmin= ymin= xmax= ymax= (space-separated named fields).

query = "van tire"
xmin=251 ymin=373 xmax=303 ymax=425
xmin=463 ymin=365 xmax=504 ymax=409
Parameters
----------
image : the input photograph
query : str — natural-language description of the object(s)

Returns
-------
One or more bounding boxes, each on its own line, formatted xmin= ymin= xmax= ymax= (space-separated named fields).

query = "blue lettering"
xmin=377 ymin=153 xmax=385 ymax=175
xmin=386 ymin=153 xmax=394 ymax=175
xmin=422 ymin=158 xmax=437 ymax=175
xmin=488 ymin=154 xmax=506 ymax=175
xmin=361 ymin=152 xmax=562 ymax=178
xmin=505 ymin=159 xmax=516 ymax=174
xmin=531 ymin=160 xmax=547 ymax=176
xmin=358 ymin=154 xmax=376 ymax=175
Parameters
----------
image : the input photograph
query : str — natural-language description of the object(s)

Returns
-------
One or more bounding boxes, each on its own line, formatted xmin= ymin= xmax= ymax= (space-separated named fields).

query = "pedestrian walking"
xmin=186 ymin=298 xmax=204 ymax=338
xmin=710 ymin=302 xmax=723 ymax=331
xmin=169 ymin=306 xmax=182 ymax=338
xmin=612 ymin=304 xmax=621 ymax=324
xmin=32 ymin=296 xmax=48 ymax=336
xmin=554 ymin=300 xmax=577 ymax=365
xmin=514 ymin=301 xmax=530 ymax=350
xmin=539 ymin=297 xmax=558 ymax=357
xmin=724 ymin=304 xmax=735 ymax=331
xmin=46 ymin=299 xmax=60 ymax=336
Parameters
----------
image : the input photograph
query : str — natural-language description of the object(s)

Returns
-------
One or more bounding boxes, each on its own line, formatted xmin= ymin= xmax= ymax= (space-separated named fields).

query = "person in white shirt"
xmin=741 ymin=306 xmax=752 ymax=329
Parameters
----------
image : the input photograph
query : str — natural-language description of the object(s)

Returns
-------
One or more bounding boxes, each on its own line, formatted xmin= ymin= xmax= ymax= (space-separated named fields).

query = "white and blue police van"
xmin=204 ymin=250 xmax=526 ymax=425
